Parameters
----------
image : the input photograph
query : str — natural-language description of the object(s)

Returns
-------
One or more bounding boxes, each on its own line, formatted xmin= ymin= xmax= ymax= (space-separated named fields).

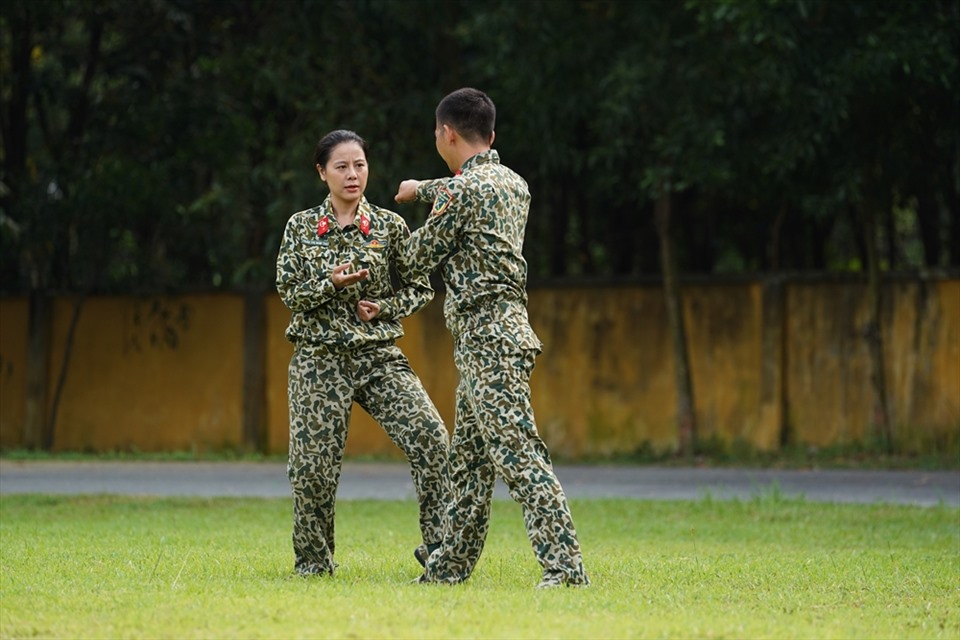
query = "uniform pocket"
xmin=359 ymin=243 xmax=390 ymax=294
xmin=302 ymin=244 xmax=338 ymax=281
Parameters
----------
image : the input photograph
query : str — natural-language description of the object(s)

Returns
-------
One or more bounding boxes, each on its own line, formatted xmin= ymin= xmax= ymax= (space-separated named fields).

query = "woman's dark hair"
xmin=435 ymin=88 xmax=495 ymax=144
xmin=313 ymin=129 xmax=367 ymax=167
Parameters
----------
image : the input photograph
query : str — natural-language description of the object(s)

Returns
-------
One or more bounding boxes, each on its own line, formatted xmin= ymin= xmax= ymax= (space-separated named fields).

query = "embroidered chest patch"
xmin=431 ymin=187 xmax=456 ymax=216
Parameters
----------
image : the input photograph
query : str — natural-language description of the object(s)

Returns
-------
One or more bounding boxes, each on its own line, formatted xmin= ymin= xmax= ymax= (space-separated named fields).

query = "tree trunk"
xmin=242 ymin=289 xmax=267 ymax=453
xmin=767 ymin=204 xmax=786 ymax=271
xmin=548 ymin=182 xmax=570 ymax=277
xmin=45 ymin=295 xmax=85 ymax=450
xmin=24 ymin=292 xmax=52 ymax=450
xmin=946 ymin=161 xmax=960 ymax=266
xmin=859 ymin=202 xmax=894 ymax=453
xmin=914 ymin=193 xmax=942 ymax=268
xmin=760 ymin=278 xmax=788 ymax=449
xmin=654 ymin=188 xmax=696 ymax=457
xmin=1 ymin=0 xmax=32 ymax=208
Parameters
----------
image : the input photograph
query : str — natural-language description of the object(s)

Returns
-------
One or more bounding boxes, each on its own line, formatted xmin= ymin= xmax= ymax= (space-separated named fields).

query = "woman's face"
xmin=318 ymin=141 xmax=368 ymax=209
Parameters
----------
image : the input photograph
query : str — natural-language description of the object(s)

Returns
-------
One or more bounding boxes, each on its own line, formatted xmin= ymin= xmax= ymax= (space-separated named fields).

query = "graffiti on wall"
xmin=123 ymin=299 xmax=193 ymax=353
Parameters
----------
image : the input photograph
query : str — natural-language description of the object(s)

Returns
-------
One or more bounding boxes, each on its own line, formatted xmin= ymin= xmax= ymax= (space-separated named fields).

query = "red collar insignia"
xmin=317 ymin=215 xmax=330 ymax=237
xmin=318 ymin=210 xmax=369 ymax=236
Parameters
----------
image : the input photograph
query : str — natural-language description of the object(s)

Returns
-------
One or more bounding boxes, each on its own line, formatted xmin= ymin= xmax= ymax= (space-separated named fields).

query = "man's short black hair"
xmin=435 ymin=88 xmax=495 ymax=145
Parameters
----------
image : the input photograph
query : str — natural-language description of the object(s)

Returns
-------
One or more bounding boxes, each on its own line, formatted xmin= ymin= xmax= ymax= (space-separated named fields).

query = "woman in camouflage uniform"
xmin=394 ymin=90 xmax=589 ymax=588
xmin=276 ymin=130 xmax=451 ymax=577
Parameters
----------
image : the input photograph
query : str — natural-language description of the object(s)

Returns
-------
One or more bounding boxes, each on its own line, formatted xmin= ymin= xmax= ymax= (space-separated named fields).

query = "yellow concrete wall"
xmin=528 ymin=282 xmax=776 ymax=456
xmin=786 ymin=279 xmax=960 ymax=449
xmin=0 ymin=295 xmax=245 ymax=452
xmin=55 ymin=295 xmax=245 ymax=452
xmin=527 ymin=286 xmax=676 ymax=456
xmin=684 ymin=283 xmax=769 ymax=448
xmin=2 ymin=278 xmax=957 ymax=457
xmin=887 ymin=280 xmax=960 ymax=444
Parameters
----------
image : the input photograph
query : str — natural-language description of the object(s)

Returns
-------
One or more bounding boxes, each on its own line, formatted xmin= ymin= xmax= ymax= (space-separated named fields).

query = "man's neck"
xmin=453 ymin=145 xmax=490 ymax=172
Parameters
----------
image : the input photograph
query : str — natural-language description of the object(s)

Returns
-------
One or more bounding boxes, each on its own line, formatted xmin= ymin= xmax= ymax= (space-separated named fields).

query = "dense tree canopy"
xmin=1 ymin=0 xmax=957 ymax=294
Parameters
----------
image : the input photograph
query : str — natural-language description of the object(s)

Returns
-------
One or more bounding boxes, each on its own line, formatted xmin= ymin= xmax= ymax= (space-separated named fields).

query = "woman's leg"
xmin=355 ymin=345 xmax=451 ymax=551
xmin=287 ymin=346 xmax=352 ymax=575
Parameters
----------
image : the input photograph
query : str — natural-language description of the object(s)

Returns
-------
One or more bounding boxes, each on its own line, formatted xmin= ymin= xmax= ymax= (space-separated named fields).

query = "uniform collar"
xmin=317 ymin=196 xmax=372 ymax=237
xmin=458 ymin=149 xmax=499 ymax=174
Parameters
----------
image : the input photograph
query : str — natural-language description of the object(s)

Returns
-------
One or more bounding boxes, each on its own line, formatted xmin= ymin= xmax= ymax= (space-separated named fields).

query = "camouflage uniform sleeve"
xmin=415 ymin=178 xmax=454 ymax=203
xmin=398 ymin=178 xmax=469 ymax=282
xmin=375 ymin=216 xmax=434 ymax=320
xmin=275 ymin=214 xmax=339 ymax=312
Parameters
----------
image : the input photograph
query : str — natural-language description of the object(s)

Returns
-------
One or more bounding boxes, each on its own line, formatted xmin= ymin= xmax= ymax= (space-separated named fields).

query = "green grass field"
xmin=1 ymin=494 xmax=957 ymax=639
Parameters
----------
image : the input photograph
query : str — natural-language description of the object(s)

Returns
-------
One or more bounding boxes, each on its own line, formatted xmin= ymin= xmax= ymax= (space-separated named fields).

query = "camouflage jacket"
xmin=276 ymin=195 xmax=433 ymax=349
xmin=397 ymin=149 xmax=541 ymax=349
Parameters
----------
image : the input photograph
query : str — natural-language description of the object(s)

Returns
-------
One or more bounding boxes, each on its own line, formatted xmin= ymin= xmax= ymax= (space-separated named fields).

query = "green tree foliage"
xmin=1 ymin=0 xmax=956 ymax=294
xmin=692 ymin=0 xmax=960 ymax=273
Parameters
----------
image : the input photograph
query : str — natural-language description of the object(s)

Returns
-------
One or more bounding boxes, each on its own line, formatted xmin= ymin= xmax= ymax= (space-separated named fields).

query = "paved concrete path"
xmin=1 ymin=460 xmax=956 ymax=506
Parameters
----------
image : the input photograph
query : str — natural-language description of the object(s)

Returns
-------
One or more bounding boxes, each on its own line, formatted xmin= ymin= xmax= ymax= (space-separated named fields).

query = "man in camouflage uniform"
xmin=277 ymin=129 xmax=450 ymax=577
xmin=394 ymin=89 xmax=589 ymax=588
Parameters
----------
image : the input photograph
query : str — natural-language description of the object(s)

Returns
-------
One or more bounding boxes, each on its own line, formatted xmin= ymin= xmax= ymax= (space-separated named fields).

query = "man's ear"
xmin=489 ymin=130 xmax=496 ymax=146
xmin=442 ymin=123 xmax=457 ymax=144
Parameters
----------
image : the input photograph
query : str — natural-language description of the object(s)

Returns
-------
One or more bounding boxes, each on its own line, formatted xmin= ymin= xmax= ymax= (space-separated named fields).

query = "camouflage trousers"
xmin=422 ymin=331 xmax=588 ymax=585
xmin=287 ymin=340 xmax=450 ymax=575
